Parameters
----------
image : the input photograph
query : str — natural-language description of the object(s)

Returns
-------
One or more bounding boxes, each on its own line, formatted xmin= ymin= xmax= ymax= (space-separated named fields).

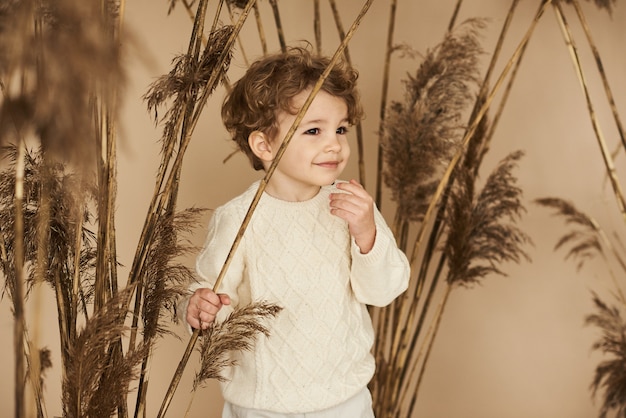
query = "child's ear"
xmin=248 ymin=131 xmax=274 ymax=162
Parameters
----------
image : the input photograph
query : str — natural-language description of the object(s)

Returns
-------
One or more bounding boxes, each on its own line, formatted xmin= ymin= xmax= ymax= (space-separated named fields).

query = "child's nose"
xmin=325 ymin=134 xmax=342 ymax=152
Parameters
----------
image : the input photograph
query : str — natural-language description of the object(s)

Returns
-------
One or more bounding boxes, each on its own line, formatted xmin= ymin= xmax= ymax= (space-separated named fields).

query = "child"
xmin=185 ymin=46 xmax=410 ymax=418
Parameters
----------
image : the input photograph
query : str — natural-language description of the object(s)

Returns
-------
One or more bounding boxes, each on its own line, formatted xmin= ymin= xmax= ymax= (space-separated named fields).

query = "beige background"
xmin=2 ymin=1 xmax=626 ymax=417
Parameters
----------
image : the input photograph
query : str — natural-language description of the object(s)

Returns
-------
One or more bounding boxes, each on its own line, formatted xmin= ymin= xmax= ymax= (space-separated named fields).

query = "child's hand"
xmin=330 ymin=179 xmax=376 ymax=254
xmin=186 ymin=288 xmax=231 ymax=330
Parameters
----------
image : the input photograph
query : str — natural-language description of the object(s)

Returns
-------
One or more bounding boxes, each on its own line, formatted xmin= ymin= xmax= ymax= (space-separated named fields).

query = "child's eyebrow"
xmin=301 ymin=117 xmax=350 ymax=125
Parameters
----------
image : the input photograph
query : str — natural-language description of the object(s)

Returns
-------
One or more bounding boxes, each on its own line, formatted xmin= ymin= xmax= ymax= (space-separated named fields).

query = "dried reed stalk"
xmin=465 ymin=0 xmax=521 ymax=170
xmin=407 ymin=283 xmax=451 ymax=413
xmin=175 ymin=0 xmax=214 ymax=38
xmin=328 ymin=0 xmax=366 ymax=186
xmin=552 ymin=2 xmax=626 ymax=224
xmin=177 ymin=0 xmax=236 ymax=95
xmin=484 ymin=33 xmax=528 ymax=146
xmin=370 ymin=0 xmax=398 ymax=375
xmin=158 ymin=2 xmax=374 ymax=415
xmin=93 ymin=8 xmax=127 ymax=417
xmin=448 ymin=0 xmax=463 ymax=31
xmin=94 ymin=102 xmax=118 ymax=312
xmin=13 ymin=139 xmax=26 ymax=418
xmin=568 ymin=0 xmax=625 ymax=152
xmin=314 ymin=0 xmax=322 ymax=54
xmin=227 ymin=1 xmax=250 ymax=67
xmin=253 ymin=1 xmax=268 ymax=55
xmin=373 ymin=0 xmax=397 ymax=208
xmin=31 ymin=124 xmax=55 ymax=418
xmin=268 ymin=0 xmax=286 ymax=52
xmin=10 ymin=0 xmax=199 ymax=415
xmin=134 ymin=207 xmax=205 ymax=418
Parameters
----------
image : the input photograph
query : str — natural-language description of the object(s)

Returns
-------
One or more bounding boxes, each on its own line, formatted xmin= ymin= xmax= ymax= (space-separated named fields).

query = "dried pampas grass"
xmin=562 ymin=0 xmax=618 ymax=15
xmin=535 ymin=196 xmax=626 ymax=417
xmin=144 ymin=24 xmax=234 ymax=156
xmin=445 ymin=150 xmax=532 ymax=287
xmin=586 ymin=293 xmax=626 ymax=418
xmin=535 ymin=197 xmax=603 ymax=271
xmin=0 ymin=145 xmax=97 ymax=293
xmin=382 ymin=18 xmax=486 ymax=228
xmin=0 ymin=0 xmax=123 ymax=171
xmin=193 ymin=302 xmax=282 ymax=387
xmin=62 ymin=289 xmax=148 ymax=418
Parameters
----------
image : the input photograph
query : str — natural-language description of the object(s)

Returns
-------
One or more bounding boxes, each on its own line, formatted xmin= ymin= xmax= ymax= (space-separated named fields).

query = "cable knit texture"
xmin=191 ymin=181 xmax=410 ymax=413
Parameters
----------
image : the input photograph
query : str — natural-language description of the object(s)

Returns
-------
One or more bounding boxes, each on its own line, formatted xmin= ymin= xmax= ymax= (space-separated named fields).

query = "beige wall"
xmin=2 ymin=1 xmax=626 ymax=417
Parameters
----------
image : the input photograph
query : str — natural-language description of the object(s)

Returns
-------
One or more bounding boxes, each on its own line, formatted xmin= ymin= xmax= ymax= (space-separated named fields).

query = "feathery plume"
xmin=0 ymin=145 xmax=97 ymax=301
xmin=61 ymin=289 xmax=148 ymax=418
xmin=193 ymin=302 xmax=282 ymax=388
xmin=133 ymin=207 xmax=207 ymax=418
xmin=0 ymin=0 xmax=124 ymax=170
xmin=585 ymin=293 xmax=626 ymax=418
xmin=562 ymin=0 xmax=618 ymax=15
xmin=227 ymin=0 xmax=251 ymax=9
xmin=445 ymin=150 xmax=532 ymax=286
xmin=534 ymin=197 xmax=602 ymax=271
xmin=142 ymin=207 xmax=207 ymax=340
xmin=143 ymin=25 xmax=234 ymax=157
xmin=382 ymin=18 xmax=486 ymax=223
xmin=168 ymin=0 xmax=197 ymax=15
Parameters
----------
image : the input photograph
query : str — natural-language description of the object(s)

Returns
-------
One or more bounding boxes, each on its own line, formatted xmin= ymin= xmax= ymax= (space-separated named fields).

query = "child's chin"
xmin=321 ymin=176 xmax=340 ymax=186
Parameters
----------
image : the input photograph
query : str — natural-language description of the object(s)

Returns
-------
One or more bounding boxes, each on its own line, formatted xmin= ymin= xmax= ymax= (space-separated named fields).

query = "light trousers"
xmin=222 ymin=387 xmax=375 ymax=418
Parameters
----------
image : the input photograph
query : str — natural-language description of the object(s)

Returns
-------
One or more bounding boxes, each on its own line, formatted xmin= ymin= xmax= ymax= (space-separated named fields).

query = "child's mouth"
xmin=315 ymin=161 xmax=341 ymax=169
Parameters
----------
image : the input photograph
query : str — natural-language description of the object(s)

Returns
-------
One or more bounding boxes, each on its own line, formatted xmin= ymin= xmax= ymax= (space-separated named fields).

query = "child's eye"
xmin=337 ymin=126 xmax=349 ymax=135
xmin=305 ymin=128 xmax=320 ymax=135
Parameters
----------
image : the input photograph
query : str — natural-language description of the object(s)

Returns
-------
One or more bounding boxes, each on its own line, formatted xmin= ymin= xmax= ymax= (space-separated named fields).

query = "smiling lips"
xmin=315 ymin=161 xmax=341 ymax=169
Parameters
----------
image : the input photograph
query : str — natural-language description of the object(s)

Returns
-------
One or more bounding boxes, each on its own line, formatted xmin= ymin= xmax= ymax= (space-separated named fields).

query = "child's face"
xmin=267 ymin=89 xmax=351 ymax=201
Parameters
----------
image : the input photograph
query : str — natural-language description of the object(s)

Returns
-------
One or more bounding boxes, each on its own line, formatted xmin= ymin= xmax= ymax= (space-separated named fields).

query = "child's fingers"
xmin=330 ymin=194 xmax=359 ymax=214
xmin=218 ymin=293 xmax=231 ymax=306
xmin=187 ymin=289 xmax=229 ymax=329
xmin=334 ymin=179 xmax=368 ymax=197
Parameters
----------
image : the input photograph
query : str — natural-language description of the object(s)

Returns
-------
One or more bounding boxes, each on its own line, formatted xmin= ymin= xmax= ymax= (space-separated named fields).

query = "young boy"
xmin=185 ymin=46 xmax=410 ymax=417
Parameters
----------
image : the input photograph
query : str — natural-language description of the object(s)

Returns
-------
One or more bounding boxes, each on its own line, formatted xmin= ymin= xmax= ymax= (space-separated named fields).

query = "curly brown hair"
xmin=222 ymin=46 xmax=363 ymax=171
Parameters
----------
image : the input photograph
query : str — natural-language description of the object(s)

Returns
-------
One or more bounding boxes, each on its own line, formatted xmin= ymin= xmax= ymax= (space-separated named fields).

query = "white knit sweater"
xmin=191 ymin=181 xmax=410 ymax=413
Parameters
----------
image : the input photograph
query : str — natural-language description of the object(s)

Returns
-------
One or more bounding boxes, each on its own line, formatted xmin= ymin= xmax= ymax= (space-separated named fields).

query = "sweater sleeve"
xmin=349 ymin=206 xmax=410 ymax=307
xmin=189 ymin=205 xmax=246 ymax=323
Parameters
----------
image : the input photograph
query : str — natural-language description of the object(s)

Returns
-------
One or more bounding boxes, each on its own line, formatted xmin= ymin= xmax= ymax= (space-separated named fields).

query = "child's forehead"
xmin=277 ymin=91 xmax=349 ymax=122
xmin=287 ymin=89 xmax=347 ymax=107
